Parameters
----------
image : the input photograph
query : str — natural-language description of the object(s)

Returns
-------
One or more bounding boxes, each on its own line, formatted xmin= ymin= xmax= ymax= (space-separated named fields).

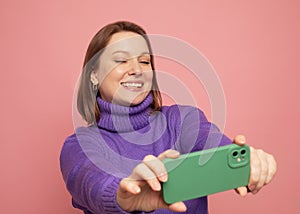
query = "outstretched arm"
xmin=60 ymin=135 xmax=128 ymax=214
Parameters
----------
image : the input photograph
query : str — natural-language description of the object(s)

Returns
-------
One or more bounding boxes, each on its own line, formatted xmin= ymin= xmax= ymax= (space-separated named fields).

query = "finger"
xmin=252 ymin=149 xmax=269 ymax=194
xmin=266 ymin=154 xmax=277 ymax=184
xmin=119 ymin=178 xmax=142 ymax=195
xmin=248 ymin=147 xmax=261 ymax=192
xmin=155 ymin=194 xmax=187 ymax=212
xmin=143 ymin=155 xmax=168 ymax=182
xmin=158 ymin=149 xmax=180 ymax=160
xmin=235 ymin=186 xmax=248 ymax=197
xmin=132 ymin=163 xmax=161 ymax=191
xmin=168 ymin=201 xmax=187 ymax=212
xmin=233 ymin=135 xmax=246 ymax=146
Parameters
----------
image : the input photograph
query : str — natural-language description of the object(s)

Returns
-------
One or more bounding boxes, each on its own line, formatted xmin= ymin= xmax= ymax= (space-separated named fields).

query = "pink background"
xmin=1 ymin=0 xmax=299 ymax=213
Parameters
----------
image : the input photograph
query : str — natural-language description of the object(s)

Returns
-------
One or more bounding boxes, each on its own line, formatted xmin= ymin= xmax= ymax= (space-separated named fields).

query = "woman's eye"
xmin=140 ymin=61 xmax=150 ymax=65
xmin=115 ymin=59 xmax=127 ymax=63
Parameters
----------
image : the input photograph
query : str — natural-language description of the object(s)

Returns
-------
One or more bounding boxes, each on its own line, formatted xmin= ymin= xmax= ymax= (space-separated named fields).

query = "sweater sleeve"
xmin=177 ymin=106 xmax=232 ymax=153
xmin=60 ymin=134 xmax=136 ymax=214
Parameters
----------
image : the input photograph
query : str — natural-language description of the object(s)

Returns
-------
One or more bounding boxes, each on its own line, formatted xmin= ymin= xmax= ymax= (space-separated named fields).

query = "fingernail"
xmin=133 ymin=186 xmax=141 ymax=193
xmin=153 ymin=181 xmax=161 ymax=191
xmin=159 ymin=173 xmax=167 ymax=182
xmin=170 ymin=150 xmax=180 ymax=156
xmin=248 ymin=185 xmax=255 ymax=191
xmin=240 ymin=135 xmax=246 ymax=143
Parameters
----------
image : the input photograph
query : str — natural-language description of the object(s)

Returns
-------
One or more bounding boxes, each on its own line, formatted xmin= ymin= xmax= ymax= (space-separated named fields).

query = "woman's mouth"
xmin=121 ymin=82 xmax=144 ymax=89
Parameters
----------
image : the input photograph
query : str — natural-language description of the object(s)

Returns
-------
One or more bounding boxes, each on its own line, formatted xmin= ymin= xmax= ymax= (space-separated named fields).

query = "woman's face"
xmin=92 ymin=31 xmax=153 ymax=106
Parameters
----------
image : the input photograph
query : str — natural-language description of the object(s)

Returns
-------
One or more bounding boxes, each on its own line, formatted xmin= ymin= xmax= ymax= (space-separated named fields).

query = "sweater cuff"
xmin=102 ymin=178 xmax=144 ymax=214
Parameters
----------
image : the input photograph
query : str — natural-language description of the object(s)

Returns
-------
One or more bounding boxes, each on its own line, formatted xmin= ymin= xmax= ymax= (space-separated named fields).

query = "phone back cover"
xmin=162 ymin=144 xmax=250 ymax=204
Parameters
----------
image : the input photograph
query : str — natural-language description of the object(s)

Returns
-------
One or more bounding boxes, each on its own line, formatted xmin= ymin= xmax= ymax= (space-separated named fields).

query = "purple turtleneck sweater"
xmin=60 ymin=95 xmax=231 ymax=214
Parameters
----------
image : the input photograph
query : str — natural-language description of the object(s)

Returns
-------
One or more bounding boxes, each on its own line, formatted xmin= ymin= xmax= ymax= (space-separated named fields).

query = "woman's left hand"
xmin=233 ymin=135 xmax=277 ymax=197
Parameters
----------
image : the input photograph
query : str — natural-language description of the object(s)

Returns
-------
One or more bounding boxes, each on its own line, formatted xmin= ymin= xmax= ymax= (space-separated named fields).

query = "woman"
xmin=60 ymin=21 xmax=277 ymax=213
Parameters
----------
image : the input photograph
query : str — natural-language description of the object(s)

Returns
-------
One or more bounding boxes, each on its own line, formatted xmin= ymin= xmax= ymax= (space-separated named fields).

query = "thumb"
xmin=235 ymin=186 xmax=248 ymax=197
xmin=233 ymin=135 xmax=246 ymax=146
xmin=168 ymin=202 xmax=187 ymax=212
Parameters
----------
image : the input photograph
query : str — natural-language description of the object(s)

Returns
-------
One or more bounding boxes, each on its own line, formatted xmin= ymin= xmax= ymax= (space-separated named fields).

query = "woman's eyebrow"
xmin=112 ymin=50 xmax=130 ymax=55
xmin=111 ymin=51 xmax=150 ymax=56
xmin=140 ymin=52 xmax=151 ymax=56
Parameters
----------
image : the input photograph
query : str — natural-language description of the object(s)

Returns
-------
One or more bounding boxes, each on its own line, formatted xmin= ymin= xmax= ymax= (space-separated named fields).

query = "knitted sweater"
xmin=60 ymin=94 xmax=231 ymax=214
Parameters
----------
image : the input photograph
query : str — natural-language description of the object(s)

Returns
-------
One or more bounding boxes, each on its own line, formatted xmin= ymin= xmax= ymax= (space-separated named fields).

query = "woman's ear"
xmin=90 ymin=72 xmax=99 ymax=85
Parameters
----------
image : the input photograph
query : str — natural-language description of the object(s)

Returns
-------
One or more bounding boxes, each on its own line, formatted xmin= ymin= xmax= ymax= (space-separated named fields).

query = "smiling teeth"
xmin=122 ymin=82 xmax=143 ymax=88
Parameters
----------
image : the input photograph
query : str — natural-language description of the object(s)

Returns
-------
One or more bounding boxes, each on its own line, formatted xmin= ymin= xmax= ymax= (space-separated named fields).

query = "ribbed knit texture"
xmin=97 ymin=94 xmax=153 ymax=132
xmin=60 ymin=95 xmax=231 ymax=214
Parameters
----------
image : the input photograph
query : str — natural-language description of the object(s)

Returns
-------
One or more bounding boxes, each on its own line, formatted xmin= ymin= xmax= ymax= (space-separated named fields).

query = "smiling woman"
xmin=94 ymin=31 xmax=153 ymax=106
xmin=60 ymin=21 xmax=277 ymax=214
xmin=77 ymin=21 xmax=162 ymax=125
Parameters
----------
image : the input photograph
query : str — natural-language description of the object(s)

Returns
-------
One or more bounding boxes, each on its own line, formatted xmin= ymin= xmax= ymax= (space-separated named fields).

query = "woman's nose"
xmin=128 ymin=58 xmax=142 ymax=76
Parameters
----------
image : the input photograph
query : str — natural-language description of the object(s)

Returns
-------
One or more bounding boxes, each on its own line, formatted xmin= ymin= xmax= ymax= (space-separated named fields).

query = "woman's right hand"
xmin=116 ymin=150 xmax=187 ymax=213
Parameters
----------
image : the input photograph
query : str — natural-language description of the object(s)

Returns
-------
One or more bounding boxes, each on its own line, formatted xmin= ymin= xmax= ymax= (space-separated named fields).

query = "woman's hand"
xmin=117 ymin=150 xmax=187 ymax=212
xmin=233 ymin=135 xmax=277 ymax=197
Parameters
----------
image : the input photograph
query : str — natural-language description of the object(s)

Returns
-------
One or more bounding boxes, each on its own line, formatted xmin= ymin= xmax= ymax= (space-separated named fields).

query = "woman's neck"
xmin=96 ymin=94 xmax=153 ymax=132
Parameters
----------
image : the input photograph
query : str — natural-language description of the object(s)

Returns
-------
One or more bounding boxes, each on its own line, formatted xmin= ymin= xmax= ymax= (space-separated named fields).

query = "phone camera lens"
xmin=240 ymin=149 xmax=247 ymax=156
xmin=232 ymin=151 xmax=238 ymax=158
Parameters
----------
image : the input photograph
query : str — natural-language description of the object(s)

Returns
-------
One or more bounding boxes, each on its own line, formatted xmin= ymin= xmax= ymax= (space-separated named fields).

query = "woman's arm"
xmin=60 ymin=134 xmax=186 ymax=213
xmin=177 ymin=106 xmax=232 ymax=153
xmin=177 ymin=106 xmax=277 ymax=196
xmin=60 ymin=134 xmax=129 ymax=214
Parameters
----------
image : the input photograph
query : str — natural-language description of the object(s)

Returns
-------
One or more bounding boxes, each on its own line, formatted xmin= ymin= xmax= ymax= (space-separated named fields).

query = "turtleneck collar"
xmin=96 ymin=94 xmax=153 ymax=132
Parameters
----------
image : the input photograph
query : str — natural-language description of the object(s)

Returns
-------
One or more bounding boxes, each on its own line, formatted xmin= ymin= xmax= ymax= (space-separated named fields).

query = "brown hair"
xmin=77 ymin=21 xmax=162 ymax=124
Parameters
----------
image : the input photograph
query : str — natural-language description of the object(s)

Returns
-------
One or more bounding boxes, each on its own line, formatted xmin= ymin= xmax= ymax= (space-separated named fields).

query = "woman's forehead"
xmin=104 ymin=31 xmax=150 ymax=56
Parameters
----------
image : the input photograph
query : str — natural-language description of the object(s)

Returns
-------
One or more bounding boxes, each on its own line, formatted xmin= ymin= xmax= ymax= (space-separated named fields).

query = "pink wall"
xmin=1 ymin=0 xmax=299 ymax=213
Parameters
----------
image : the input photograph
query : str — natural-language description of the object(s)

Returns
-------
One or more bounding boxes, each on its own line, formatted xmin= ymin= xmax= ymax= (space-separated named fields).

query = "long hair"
xmin=77 ymin=21 xmax=162 ymax=124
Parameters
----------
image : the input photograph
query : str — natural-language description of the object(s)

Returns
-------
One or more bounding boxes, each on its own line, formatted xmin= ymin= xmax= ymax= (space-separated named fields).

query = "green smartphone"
xmin=162 ymin=144 xmax=250 ymax=204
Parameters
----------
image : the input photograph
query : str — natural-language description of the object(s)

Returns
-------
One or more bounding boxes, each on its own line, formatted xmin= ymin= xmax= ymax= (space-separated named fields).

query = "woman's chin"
xmin=129 ymin=97 xmax=145 ymax=106
xmin=129 ymin=94 xmax=148 ymax=106
xmin=112 ymin=92 xmax=149 ymax=107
